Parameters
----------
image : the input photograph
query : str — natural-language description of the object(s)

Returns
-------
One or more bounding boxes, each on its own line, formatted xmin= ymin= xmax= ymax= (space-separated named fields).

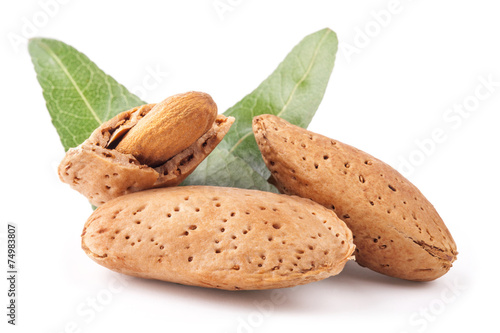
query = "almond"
xmin=253 ymin=114 xmax=457 ymax=281
xmin=114 ymin=91 xmax=217 ymax=167
xmin=81 ymin=186 xmax=355 ymax=290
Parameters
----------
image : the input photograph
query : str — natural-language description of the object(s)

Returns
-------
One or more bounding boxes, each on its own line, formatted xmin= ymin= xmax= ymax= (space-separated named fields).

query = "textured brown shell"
xmin=81 ymin=186 xmax=355 ymax=290
xmin=58 ymin=104 xmax=234 ymax=206
xmin=253 ymin=114 xmax=457 ymax=281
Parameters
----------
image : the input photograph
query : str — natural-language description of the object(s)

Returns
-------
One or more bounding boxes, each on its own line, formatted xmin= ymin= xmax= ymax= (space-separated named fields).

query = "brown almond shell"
xmin=81 ymin=186 xmax=355 ymax=290
xmin=253 ymin=114 xmax=457 ymax=281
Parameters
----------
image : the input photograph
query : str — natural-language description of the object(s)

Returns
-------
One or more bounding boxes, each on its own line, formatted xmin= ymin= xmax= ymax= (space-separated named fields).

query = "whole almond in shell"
xmin=253 ymin=114 xmax=457 ymax=281
xmin=115 ymin=91 xmax=217 ymax=167
xmin=81 ymin=186 xmax=355 ymax=290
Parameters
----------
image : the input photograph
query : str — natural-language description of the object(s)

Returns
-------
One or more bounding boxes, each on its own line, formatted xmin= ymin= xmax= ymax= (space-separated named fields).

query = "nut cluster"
xmin=58 ymin=92 xmax=457 ymax=290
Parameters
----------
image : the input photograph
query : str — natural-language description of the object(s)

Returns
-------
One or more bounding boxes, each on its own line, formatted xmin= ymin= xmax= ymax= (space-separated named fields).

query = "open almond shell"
xmin=58 ymin=104 xmax=234 ymax=206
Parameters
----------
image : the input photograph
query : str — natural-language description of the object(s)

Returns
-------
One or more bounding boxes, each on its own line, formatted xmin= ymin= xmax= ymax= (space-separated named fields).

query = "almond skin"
xmin=81 ymin=186 xmax=355 ymax=290
xmin=253 ymin=114 xmax=457 ymax=281
xmin=115 ymin=91 xmax=218 ymax=167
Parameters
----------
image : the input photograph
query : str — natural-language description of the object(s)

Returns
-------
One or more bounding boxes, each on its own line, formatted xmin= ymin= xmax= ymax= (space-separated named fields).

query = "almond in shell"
xmin=81 ymin=186 xmax=355 ymax=290
xmin=253 ymin=114 xmax=457 ymax=281
xmin=58 ymin=92 xmax=234 ymax=206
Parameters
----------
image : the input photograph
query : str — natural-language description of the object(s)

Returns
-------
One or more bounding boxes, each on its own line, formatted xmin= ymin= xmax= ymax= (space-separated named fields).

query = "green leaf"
xmin=183 ymin=149 xmax=277 ymax=192
xmin=28 ymin=38 xmax=145 ymax=151
xmin=183 ymin=28 xmax=338 ymax=189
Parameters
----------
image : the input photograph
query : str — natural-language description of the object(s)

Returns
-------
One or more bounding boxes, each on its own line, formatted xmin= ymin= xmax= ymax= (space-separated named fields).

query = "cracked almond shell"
xmin=253 ymin=114 xmax=457 ymax=281
xmin=81 ymin=186 xmax=355 ymax=290
xmin=58 ymin=103 xmax=234 ymax=206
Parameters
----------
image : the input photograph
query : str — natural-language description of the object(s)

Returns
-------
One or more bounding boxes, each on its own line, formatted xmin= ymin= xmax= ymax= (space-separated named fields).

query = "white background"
xmin=1 ymin=0 xmax=498 ymax=332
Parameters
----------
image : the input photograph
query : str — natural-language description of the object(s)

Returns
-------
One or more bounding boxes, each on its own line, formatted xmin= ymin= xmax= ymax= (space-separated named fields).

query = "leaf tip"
xmin=27 ymin=37 xmax=50 ymax=56
xmin=318 ymin=27 xmax=337 ymax=39
xmin=27 ymin=37 xmax=47 ymax=47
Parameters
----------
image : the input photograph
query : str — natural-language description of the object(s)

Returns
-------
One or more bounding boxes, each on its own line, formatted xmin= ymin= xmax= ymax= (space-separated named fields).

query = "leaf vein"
xmin=37 ymin=40 xmax=103 ymax=124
